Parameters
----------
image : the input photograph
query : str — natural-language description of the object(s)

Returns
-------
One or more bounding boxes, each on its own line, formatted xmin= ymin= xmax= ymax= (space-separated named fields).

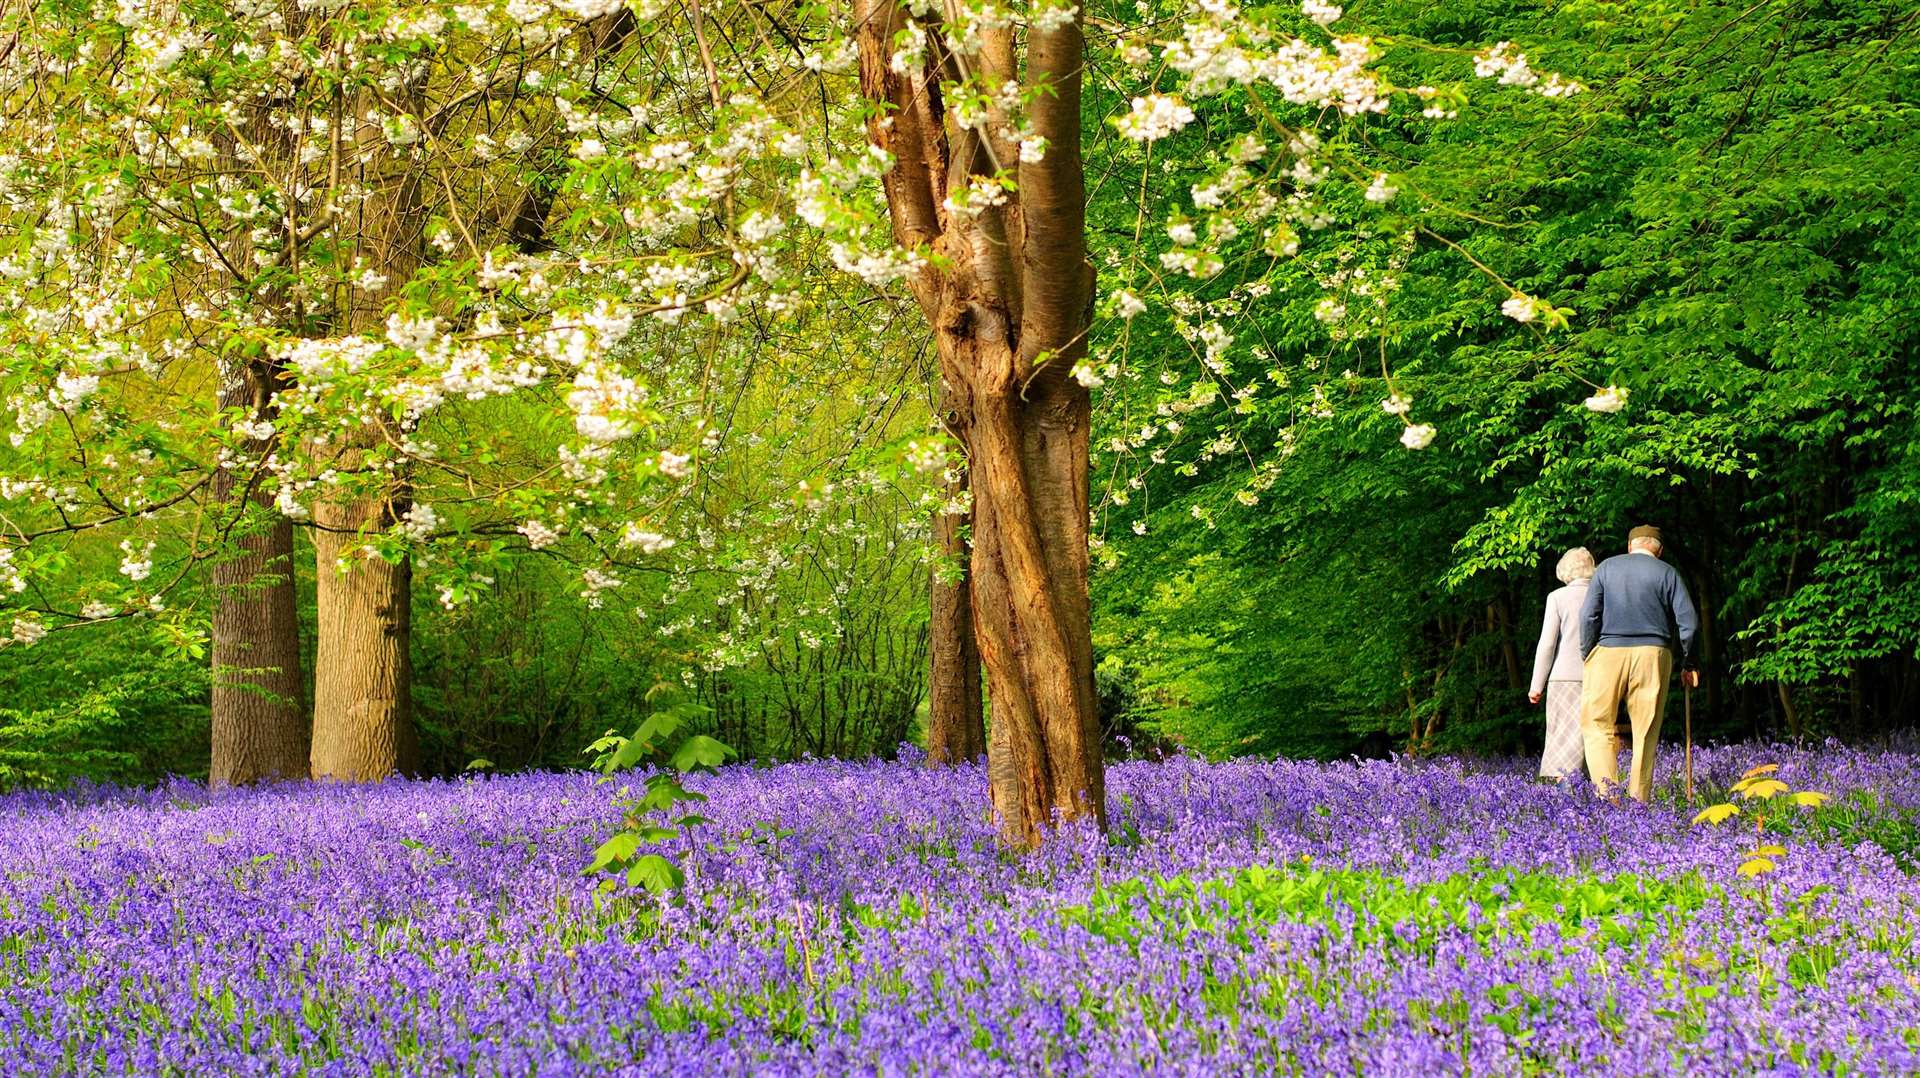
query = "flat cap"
xmin=1629 ymin=524 xmax=1664 ymax=543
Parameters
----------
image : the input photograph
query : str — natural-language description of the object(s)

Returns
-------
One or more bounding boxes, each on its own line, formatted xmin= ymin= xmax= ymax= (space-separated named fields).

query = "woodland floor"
xmin=1 ymin=744 xmax=1918 ymax=1075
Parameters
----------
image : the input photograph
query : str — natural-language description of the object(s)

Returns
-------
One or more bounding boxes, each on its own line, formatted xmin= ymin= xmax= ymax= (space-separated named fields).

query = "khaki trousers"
xmin=1579 ymin=645 xmax=1673 ymax=801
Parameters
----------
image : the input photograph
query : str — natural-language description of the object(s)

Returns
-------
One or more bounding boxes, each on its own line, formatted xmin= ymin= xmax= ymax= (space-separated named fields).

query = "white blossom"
xmin=1115 ymin=95 xmax=1195 ymax=142
xmin=1302 ymin=0 xmax=1342 ymax=26
xmin=619 ymin=524 xmax=676 ymax=555
xmin=519 ymin=520 xmax=562 ymax=549
xmin=1474 ymin=42 xmax=1582 ymax=97
xmin=394 ymin=504 xmax=438 ymax=542
xmin=1584 ymin=385 xmax=1630 ymax=414
xmin=1400 ymin=423 xmax=1436 ymax=450
xmin=51 ymin=371 xmax=101 ymax=410
xmin=118 ymin=539 xmax=155 ymax=582
xmin=580 ymin=567 xmax=623 ymax=608
xmin=1071 ymin=361 xmax=1106 ymax=389
xmin=656 ymin=450 xmax=692 ymax=478
xmin=567 ymin=364 xmax=644 ymax=443
xmin=275 ymin=488 xmax=311 ymax=520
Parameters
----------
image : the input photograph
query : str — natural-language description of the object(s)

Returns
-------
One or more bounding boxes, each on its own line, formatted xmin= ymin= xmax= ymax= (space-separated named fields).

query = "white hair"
xmin=1555 ymin=547 xmax=1596 ymax=584
xmin=1629 ymin=536 xmax=1664 ymax=555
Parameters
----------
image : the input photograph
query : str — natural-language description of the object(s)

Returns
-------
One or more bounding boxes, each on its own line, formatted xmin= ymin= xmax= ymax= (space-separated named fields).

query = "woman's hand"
xmin=1528 ymin=691 xmax=1542 ymax=705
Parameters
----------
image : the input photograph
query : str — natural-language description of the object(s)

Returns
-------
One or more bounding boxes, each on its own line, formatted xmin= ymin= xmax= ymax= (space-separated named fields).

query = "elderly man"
xmin=1577 ymin=525 xmax=1701 ymax=801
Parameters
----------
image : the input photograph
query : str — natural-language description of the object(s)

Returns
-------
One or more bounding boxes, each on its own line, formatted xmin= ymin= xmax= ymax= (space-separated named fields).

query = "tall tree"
xmin=855 ymin=0 xmax=1103 ymax=842
xmin=307 ymin=88 xmax=428 ymax=782
xmin=210 ymin=42 xmax=309 ymax=787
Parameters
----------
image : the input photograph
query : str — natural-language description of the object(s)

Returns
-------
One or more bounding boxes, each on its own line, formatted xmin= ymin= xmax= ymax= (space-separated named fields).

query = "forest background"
xmin=1 ymin=0 xmax=1915 ymax=789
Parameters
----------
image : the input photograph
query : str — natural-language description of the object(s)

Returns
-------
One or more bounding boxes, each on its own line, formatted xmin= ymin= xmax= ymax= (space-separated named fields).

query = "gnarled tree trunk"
xmin=858 ymin=1 xmax=1103 ymax=844
xmin=927 ymin=377 xmax=985 ymax=765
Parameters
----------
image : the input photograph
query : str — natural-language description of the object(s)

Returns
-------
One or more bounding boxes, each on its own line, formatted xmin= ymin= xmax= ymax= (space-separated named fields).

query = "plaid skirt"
xmin=1541 ymin=681 xmax=1586 ymax=779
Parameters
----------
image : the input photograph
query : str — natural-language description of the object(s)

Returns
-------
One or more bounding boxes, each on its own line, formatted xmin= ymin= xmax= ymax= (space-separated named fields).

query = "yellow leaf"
xmin=1741 ymin=763 xmax=1780 ymax=779
xmin=1737 ymin=857 xmax=1777 ymax=878
xmin=1789 ymin=791 xmax=1830 ymax=808
xmin=1730 ymin=777 xmax=1756 ymax=794
xmin=1739 ymin=779 xmax=1789 ymax=801
xmin=1751 ymin=844 xmax=1788 ymax=858
xmin=1692 ymin=803 xmax=1741 ymax=826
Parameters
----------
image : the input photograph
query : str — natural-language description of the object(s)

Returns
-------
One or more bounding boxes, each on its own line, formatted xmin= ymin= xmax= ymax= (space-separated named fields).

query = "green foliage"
xmin=1794 ymin=791 xmax=1920 ymax=873
xmin=1091 ymin=0 xmax=1920 ymax=757
xmin=583 ymin=689 xmax=733 ymax=895
xmin=0 ymin=621 xmax=209 ymax=787
xmin=1063 ymin=864 xmax=1720 ymax=952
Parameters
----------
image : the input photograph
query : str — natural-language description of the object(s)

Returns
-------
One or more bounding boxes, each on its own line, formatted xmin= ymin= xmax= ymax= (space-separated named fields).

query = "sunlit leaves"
xmin=1735 ymin=778 xmax=1789 ymax=801
xmin=1692 ymin=803 xmax=1740 ymax=826
xmin=1694 ymin=761 xmax=1834 ymax=886
xmin=625 ymin=854 xmax=685 ymax=894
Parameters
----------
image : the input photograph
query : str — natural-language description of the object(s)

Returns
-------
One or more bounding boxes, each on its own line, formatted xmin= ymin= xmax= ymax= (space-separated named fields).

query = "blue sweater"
xmin=1578 ymin=553 xmax=1700 ymax=669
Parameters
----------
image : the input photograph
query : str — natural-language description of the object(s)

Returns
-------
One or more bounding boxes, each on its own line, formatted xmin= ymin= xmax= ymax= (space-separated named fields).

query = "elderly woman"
xmin=1529 ymin=547 xmax=1595 ymax=780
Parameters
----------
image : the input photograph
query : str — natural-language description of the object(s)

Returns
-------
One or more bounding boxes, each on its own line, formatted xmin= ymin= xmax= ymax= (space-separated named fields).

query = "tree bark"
xmin=857 ymin=0 xmax=1102 ymax=844
xmin=311 ymin=487 xmax=416 ymax=780
xmin=926 ymin=377 xmax=985 ymax=765
xmin=210 ymin=362 xmax=309 ymax=786
xmin=309 ymin=89 xmax=425 ymax=783
xmin=209 ymin=62 xmax=310 ymax=786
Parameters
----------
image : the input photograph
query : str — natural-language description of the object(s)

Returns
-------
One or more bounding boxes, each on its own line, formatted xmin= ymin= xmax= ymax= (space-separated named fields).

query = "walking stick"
xmin=1683 ymin=682 xmax=1694 ymax=805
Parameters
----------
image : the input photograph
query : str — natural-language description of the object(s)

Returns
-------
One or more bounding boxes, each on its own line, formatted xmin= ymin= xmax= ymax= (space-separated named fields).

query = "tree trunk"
xmin=209 ymin=71 xmax=309 ymax=786
xmin=309 ymin=89 xmax=424 ymax=782
xmin=857 ymin=0 xmax=1102 ymax=844
xmin=926 ymin=376 xmax=985 ymax=765
xmin=311 ymin=488 xmax=416 ymax=780
xmin=1776 ymin=681 xmax=1803 ymax=740
xmin=966 ymin=349 xmax=1103 ymax=843
xmin=209 ymin=362 xmax=309 ymax=786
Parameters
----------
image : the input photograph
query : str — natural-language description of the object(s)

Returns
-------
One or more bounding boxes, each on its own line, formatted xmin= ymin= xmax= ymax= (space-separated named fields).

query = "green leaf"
xmin=585 ymin=832 xmax=640 ymax=874
xmin=626 ymin=854 xmax=685 ymax=894
xmin=605 ymin=735 xmax=651 ymax=773
xmin=670 ymin=735 xmax=732 ymax=772
xmin=630 ymin=711 xmax=685 ymax=751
